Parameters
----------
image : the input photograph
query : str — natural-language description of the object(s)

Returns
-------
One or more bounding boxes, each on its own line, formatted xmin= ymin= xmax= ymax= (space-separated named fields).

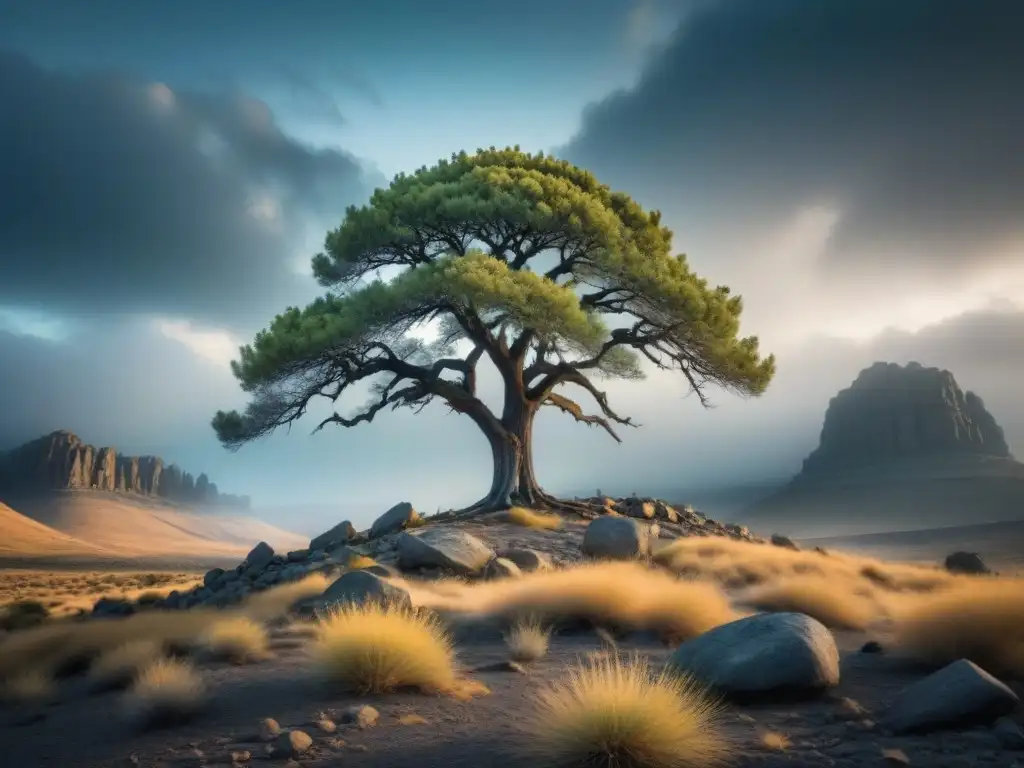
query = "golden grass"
xmin=125 ymin=658 xmax=205 ymax=727
xmin=88 ymin=639 xmax=165 ymax=691
xmin=398 ymin=713 xmax=428 ymax=725
xmin=312 ymin=599 xmax=463 ymax=695
xmin=197 ymin=616 xmax=269 ymax=664
xmin=345 ymin=554 xmax=378 ymax=570
xmin=734 ymin=576 xmax=882 ymax=631
xmin=759 ymin=731 xmax=791 ymax=751
xmin=527 ymin=653 xmax=726 ymax=768
xmin=505 ymin=506 xmax=564 ymax=531
xmin=890 ymin=577 xmax=1024 ymax=679
xmin=0 ymin=569 xmax=202 ymax=619
xmin=407 ymin=561 xmax=738 ymax=641
xmin=505 ymin=617 xmax=551 ymax=662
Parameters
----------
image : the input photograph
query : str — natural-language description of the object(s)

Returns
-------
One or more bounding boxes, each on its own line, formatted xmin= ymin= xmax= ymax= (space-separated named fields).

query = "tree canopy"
xmin=213 ymin=147 xmax=775 ymax=512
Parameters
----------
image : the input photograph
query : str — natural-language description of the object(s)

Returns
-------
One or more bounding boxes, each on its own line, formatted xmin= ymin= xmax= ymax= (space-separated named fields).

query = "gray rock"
xmin=244 ymin=542 xmax=275 ymax=571
xmin=203 ymin=568 xmax=225 ymax=589
xmin=397 ymin=528 xmax=494 ymax=575
xmin=581 ymin=516 xmax=650 ymax=560
xmin=270 ymin=729 xmax=312 ymax=759
xmin=286 ymin=549 xmax=309 ymax=563
xmin=369 ymin=502 xmax=421 ymax=539
xmin=884 ymin=659 xmax=1019 ymax=734
xmin=341 ymin=705 xmax=379 ymax=728
xmin=770 ymin=534 xmax=800 ymax=551
xmin=993 ymin=716 xmax=1024 ymax=750
xmin=483 ymin=557 xmax=522 ymax=580
xmin=667 ymin=612 xmax=840 ymax=695
xmin=625 ymin=499 xmax=655 ymax=519
xmin=944 ymin=551 xmax=990 ymax=575
xmin=309 ymin=520 xmax=356 ymax=552
xmin=655 ymin=501 xmax=679 ymax=523
xmin=496 ymin=547 xmax=553 ymax=572
xmin=360 ymin=563 xmax=401 ymax=578
xmin=320 ymin=570 xmax=411 ymax=609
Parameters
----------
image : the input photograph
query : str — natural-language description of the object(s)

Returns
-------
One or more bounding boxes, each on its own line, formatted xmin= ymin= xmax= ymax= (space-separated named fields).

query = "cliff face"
xmin=0 ymin=430 xmax=250 ymax=510
xmin=800 ymin=361 xmax=1012 ymax=476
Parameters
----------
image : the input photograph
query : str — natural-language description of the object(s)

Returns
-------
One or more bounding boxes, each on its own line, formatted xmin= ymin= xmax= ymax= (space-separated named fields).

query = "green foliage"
xmin=215 ymin=146 xmax=775 ymax=449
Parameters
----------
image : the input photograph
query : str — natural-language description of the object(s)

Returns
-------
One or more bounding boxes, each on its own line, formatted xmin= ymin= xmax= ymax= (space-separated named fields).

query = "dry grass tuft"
xmin=312 ymin=599 xmax=465 ymax=695
xmin=125 ymin=658 xmax=205 ymax=728
xmin=197 ymin=616 xmax=270 ymax=664
xmin=397 ymin=713 xmax=428 ymax=725
xmin=407 ymin=561 xmax=738 ymax=642
xmin=345 ymin=554 xmax=378 ymax=570
xmin=505 ymin=507 xmax=564 ymax=531
xmin=88 ymin=639 xmax=165 ymax=691
xmin=527 ymin=652 xmax=727 ymax=768
xmin=734 ymin=576 xmax=882 ymax=631
xmin=505 ymin=617 xmax=551 ymax=662
xmin=890 ymin=577 xmax=1024 ymax=679
xmin=759 ymin=731 xmax=791 ymax=751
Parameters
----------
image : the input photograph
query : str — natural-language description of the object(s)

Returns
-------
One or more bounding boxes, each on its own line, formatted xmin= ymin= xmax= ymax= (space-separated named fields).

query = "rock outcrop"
xmin=800 ymin=362 xmax=1012 ymax=476
xmin=0 ymin=430 xmax=250 ymax=510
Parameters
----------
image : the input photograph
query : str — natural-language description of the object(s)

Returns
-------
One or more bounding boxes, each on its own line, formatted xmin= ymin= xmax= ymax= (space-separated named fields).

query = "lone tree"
xmin=213 ymin=148 xmax=775 ymax=516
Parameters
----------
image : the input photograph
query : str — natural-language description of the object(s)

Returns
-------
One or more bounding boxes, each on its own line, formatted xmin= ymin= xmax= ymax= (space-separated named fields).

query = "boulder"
xmin=320 ymin=570 xmax=411 ymax=609
xmin=770 ymin=534 xmax=800 ymax=551
xmin=270 ymin=729 xmax=312 ymax=759
xmin=361 ymin=563 xmax=401 ymax=579
xmin=495 ymin=547 xmax=553 ymax=572
xmin=581 ymin=516 xmax=651 ymax=560
xmin=244 ymin=542 xmax=274 ymax=571
xmin=310 ymin=520 xmax=356 ymax=552
xmin=483 ymin=557 xmax=523 ymax=580
xmin=667 ymin=612 xmax=840 ymax=695
xmin=625 ymin=499 xmax=655 ymax=519
xmin=369 ymin=502 xmax=421 ymax=539
xmin=884 ymin=659 xmax=1019 ymax=734
xmin=203 ymin=568 xmax=225 ymax=589
xmin=654 ymin=501 xmax=679 ymax=523
xmin=397 ymin=528 xmax=494 ymax=575
xmin=944 ymin=551 xmax=990 ymax=575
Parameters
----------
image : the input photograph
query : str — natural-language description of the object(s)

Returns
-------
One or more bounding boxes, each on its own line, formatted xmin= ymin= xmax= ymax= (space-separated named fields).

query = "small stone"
xmin=258 ymin=717 xmax=282 ymax=742
xmin=271 ymin=729 xmax=313 ymax=759
xmin=881 ymin=747 xmax=910 ymax=766
xmin=341 ymin=705 xmax=379 ymax=729
xmin=994 ymin=716 xmax=1024 ymax=750
xmin=230 ymin=751 xmax=252 ymax=763
xmin=315 ymin=718 xmax=337 ymax=733
xmin=861 ymin=640 xmax=884 ymax=654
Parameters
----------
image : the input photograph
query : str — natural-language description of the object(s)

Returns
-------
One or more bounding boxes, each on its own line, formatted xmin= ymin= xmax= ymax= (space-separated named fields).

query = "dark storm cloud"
xmin=0 ymin=52 xmax=382 ymax=329
xmin=563 ymin=0 xmax=1024 ymax=278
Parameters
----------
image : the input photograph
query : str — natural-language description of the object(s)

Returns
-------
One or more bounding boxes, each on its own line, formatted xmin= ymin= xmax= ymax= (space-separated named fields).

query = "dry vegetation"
xmin=505 ymin=616 xmax=551 ymax=662
xmin=88 ymin=639 xmax=166 ymax=692
xmin=312 ymin=599 xmax=469 ymax=696
xmin=0 ymin=569 xmax=202 ymax=622
xmin=527 ymin=652 xmax=727 ymax=768
xmin=503 ymin=506 xmax=564 ymax=531
xmin=196 ymin=616 xmax=270 ymax=664
xmin=125 ymin=658 xmax=206 ymax=728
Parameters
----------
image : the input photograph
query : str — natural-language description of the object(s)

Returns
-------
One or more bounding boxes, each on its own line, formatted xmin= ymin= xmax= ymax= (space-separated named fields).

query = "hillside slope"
xmin=0 ymin=501 xmax=112 ymax=558
xmin=1 ymin=491 xmax=307 ymax=563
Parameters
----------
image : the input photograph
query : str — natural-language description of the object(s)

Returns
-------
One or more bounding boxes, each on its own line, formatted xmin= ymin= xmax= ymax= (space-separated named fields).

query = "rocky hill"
xmin=738 ymin=362 xmax=1024 ymax=537
xmin=0 ymin=430 xmax=250 ymax=510
xmin=799 ymin=361 xmax=1012 ymax=478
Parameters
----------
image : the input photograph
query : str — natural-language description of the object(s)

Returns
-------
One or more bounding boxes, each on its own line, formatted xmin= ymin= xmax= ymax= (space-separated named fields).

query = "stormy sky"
xmin=0 ymin=0 xmax=1021 ymax=530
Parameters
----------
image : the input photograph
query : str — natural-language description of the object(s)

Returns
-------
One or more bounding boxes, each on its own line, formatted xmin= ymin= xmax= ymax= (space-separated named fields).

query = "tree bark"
xmin=502 ymin=392 xmax=541 ymax=506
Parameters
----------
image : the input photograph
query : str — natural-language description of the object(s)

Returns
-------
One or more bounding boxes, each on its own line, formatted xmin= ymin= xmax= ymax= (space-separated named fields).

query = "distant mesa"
xmin=0 ymin=430 xmax=250 ymax=510
xmin=798 ymin=361 xmax=1013 ymax=481
xmin=740 ymin=362 xmax=1024 ymax=537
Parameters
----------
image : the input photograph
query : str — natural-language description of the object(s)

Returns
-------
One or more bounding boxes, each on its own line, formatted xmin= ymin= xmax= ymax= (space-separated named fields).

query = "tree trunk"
xmin=504 ymin=396 xmax=541 ymax=506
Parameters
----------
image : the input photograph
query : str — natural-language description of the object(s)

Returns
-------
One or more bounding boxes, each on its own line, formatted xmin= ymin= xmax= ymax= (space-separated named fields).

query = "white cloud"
xmin=156 ymin=319 xmax=240 ymax=367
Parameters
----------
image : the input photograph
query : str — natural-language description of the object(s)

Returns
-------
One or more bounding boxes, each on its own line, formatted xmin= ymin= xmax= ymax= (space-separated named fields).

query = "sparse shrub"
xmin=197 ymin=616 xmax=269 ymax=664
xmin=735 ymin=576 xmax=882 ymax=631
xmin=345 ymin=553 xmax=378 ymax=570
xmin=88 ymin=639 xmax=165 ymax=691
xmin=527 ymin=653 xmax=726 ymax=768
xmin=505 ymin=617 xmax=550 ymax=662
xmin=312 ymin=600 xmax=462 ymax=695
xmin=505 ymin=507 xmax=563 ymax=531
xmin=125 ymin=658 xmax=205 ymax=728
xmin=241 ymin=572 xmax=331 ymax=622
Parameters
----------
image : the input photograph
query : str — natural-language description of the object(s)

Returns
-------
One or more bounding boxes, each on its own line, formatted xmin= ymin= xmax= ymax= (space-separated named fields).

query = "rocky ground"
xmin=1 ymin=497 xmax=1021 ymax=768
